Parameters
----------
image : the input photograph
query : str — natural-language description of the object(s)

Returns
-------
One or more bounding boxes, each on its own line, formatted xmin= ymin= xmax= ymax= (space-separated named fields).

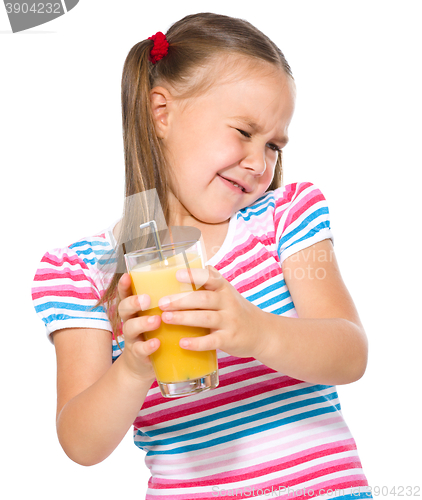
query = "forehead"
xmin=204 ymin=54 xmax=292 ymax=95
xmin=180 ymin=55 xmax=294 ymax=107
xmin=203 ymin=56 xmax=295 ymax=124
xmin=172 ymin=53 xmax=294 ymax=103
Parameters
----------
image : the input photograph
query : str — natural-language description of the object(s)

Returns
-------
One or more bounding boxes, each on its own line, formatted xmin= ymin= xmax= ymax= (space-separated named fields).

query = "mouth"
xmin=218 ymin=174 xmax=247 ymax=193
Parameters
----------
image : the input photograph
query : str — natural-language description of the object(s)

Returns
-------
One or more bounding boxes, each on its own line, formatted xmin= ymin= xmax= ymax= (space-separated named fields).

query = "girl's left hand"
xmin=158 ymin=265 xmax=265 ymax=358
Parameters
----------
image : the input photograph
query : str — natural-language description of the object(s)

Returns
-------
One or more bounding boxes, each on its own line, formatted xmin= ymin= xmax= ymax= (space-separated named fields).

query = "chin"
xmin=195 ymin=210 xmax=234 ymax=225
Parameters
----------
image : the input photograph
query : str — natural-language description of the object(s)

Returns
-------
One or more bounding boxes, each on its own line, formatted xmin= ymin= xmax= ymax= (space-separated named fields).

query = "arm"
xmin=54 ymin=275 xmax=161 ymax=466
xmin=253 ymin=239 xmax=368 ymax=385
xmin=159 ymin=239 xmax=368 ymax=386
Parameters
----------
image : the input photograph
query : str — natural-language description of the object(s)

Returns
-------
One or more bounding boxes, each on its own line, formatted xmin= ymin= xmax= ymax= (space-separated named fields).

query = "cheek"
xmin=266 ymin=151 xmax=279 ymax=172
xmin=261 ymin=152 xmax=279 ymax=185
xmin=219 ymin=136 xmax=245 ymax=164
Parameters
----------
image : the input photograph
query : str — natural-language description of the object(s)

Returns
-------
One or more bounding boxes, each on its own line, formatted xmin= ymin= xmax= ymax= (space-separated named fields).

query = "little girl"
xmin=32 ymin=12 xmax=372 ymax=500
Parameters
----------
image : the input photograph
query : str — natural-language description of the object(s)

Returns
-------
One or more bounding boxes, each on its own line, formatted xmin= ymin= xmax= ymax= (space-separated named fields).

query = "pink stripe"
xmin=34 ymin=267 xmax=88 ymax=279
xmin=146 ymin=415 xmax=344 ymax=468
xmin=217 ymin=231 xmax=277 ymax=283
xmin=41 ymin=251 xmax=89 ymax=269
xmin=226 ymin=246 xmax=269 ymax=280
xmin=146 ymin=479 xmax=369 ymax=500
xmin=274 ymin=477 xmax=370 ymax=500
xmin=140 ymin=361 xmax=282 ymax=412
xmin=150 ymin=424 xmax=351 ymax=479
xmin=140 ymin=357 xmax=262 ymax=410
xmin=32 ymin=289 xmax=98 ymax=301
xmin=149 ymin=452 xmax=362 ymax=491
xmin=136 ymin=375 xmax=300 ymax=428
xmin=32 ymin=285 xmax=94 ymax=294
xmin=234 ymin=263 xmax=283 ymax=294
xmin=284 ymin=186 xmax=324 ymax=231
xmin=218 ymin=354 xmax=255 ymax=370
xmin=137 ymin=367 xmax=291 ymax=422
xmin=146 ymin=472 xmax=367 ymax=500
xmin=33 ymin=268 xmax=97 ymax=289
xmin=273 ymin=183 xmax=297 ymax=224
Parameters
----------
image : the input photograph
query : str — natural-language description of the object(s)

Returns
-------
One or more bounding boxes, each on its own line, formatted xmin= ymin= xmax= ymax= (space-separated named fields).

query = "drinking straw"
xmin=140 ymin=220 xmax=164 ymax=261
xmin=169 ymin=226 xmax=197 ymax=292
xmin=140 ymin=220 xmax=197 ymax=291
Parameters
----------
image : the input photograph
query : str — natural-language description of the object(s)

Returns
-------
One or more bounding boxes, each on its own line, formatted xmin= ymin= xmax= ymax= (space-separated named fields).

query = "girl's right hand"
xmin=117 ymin=273 xmax=161 ymax=382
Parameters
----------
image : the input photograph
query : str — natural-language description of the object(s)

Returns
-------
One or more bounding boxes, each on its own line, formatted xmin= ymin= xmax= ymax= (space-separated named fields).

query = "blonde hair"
xmin=99 ymin=12 xmax=294 ymax=339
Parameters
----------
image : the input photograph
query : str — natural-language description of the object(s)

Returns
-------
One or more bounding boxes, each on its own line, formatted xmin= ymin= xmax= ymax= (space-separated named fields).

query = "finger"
xmin=161 ymin=309 xmax=218 ymax=330
xmin=176 ymin=265 xmax=224 ymax=290
xmin=179 ymin=332 xmax=219 ymax=352
xmin=122 ymin=312 xmax=161 ymax=341
xmin=132 ymin=336 xmax=161 ymax=359
xmin=117 ymin=273 xmax=134 ymax=300
xmin=118 ymin=293 xmax=151 ymax=322
xmin=158 ymin=290 xmax=217 ymax=312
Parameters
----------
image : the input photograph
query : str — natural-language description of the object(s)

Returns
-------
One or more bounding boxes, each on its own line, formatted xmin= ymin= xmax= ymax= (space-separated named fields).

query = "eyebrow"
xmin=232 ymin=116 xmax=289 ymax=146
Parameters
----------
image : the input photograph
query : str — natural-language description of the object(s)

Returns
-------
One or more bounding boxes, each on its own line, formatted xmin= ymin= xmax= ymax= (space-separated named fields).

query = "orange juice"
xmin=129 ymin=251 xmax=218 ymax=383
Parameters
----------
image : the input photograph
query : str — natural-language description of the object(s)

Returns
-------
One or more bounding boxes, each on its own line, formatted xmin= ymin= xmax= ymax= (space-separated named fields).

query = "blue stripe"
xmin=69 ymin=241 xmax=114 ymax=267
xmin=41 ymin=313 xmax=109 ymax=325
xmin=269 ymin=301 xmax=296 ymax=315
xmin=135 ymin=386 xmax=338 ymax=445
xmin=241 ymin=200 xmax=275 ymax=222
xmin=81 ymin=258 xmax=97 ymax=265
xmin=246 ymin=279 xmax=285 ymax=302
xmin=35 ymin=301 xmax=105 ymax=314
xmin=246 ymin=283 xmax=292 ymax=310
xmin=112 ymin=340 xmax=124 ymax=361
xmin=69 ymin=240 xmax=110 ymax=249
xmin=137 ymin=403 xmax=341 ymax=455
xmin=256 ymin=290 xmax=292 ymax=310
xmin=279 ymin=221 xmax=331 ymax=260
xmin=239 ymin=192 xmax=273 ymax=217
xmin=98 ymin=251 xmax=117 ymax=265
xmin=112 ymin=341 xmax=124 ymax=352
xmin=277 ymin=207 xmax=329 ymax=251
xmin=335 ymin=495 xmax=372 ymax=499
xmin=73 ymin=247 xmax=111 ymax=257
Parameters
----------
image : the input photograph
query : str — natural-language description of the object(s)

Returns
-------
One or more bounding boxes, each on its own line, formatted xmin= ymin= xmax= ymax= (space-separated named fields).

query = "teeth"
xmin=229 ymin=180 xmax=244 ymax=191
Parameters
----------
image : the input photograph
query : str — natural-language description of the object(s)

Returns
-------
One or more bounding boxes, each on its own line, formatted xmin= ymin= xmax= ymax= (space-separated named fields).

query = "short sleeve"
xmin=274 ymin=182 xmax=334 ymax=265
xmin=31 ymin=245 xmax=113 ymax=344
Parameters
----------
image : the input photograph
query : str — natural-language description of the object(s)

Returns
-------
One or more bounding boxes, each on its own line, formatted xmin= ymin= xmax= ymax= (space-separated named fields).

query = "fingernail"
xmin=138 ymin=294 xmax=145 ymax=309
xmin=148 ymin=315 xmax=155 ymax=324
xmin=158 ymin=297 xmax=170 ymax=309
xmin=180 ymin=339 xmax=189 ymax=348
xmin=163 ymin=312 xmax=173 ymax=320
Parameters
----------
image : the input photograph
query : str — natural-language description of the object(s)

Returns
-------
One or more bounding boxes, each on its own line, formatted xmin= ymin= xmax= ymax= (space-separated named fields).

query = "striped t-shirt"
xmin=32 ymin=182 xmax=372 ymax=499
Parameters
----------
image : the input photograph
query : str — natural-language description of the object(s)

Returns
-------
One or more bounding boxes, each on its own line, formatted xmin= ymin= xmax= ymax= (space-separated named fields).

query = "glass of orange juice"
xmin=124 ymin=240 xmax=219 ymax=398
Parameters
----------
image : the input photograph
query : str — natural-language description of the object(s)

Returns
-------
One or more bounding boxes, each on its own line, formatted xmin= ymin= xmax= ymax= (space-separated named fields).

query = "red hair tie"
xmin=148 ymin=31 xmax=169 ymax=64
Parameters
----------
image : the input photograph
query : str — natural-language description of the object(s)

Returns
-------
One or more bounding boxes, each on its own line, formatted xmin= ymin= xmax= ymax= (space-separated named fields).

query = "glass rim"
xmin=124 ymin=239 xmax=199 ymax=258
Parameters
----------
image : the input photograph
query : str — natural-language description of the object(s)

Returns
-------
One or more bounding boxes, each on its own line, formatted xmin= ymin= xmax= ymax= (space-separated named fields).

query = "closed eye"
xmin=237 ymin=128 xmax=282 ymax=153
xmin=267 ymin=143 xmax=282 ymax=153
xmin=236 ymin=129 xmax=251 ymax=139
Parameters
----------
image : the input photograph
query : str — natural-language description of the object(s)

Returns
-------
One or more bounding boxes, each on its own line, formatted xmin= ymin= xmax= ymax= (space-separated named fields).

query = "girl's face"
xmin=153 ymin=58 xmax=296 ymax=228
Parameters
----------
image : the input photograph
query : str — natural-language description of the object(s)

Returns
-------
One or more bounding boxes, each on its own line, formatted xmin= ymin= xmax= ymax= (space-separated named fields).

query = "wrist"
xmin=116 ymin=351 xmax=156 ymax=388
xmin=248 ymin=306 xmax=276 ymax=361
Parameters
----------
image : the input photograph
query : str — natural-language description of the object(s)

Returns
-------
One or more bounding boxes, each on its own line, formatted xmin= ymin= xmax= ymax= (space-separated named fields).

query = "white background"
xmin=1 ymin=1 xmax=421 ymax=498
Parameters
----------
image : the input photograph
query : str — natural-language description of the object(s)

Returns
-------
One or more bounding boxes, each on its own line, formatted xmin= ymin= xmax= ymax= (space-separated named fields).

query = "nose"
xmin=241 ymin=145 xmax=267 ymax=176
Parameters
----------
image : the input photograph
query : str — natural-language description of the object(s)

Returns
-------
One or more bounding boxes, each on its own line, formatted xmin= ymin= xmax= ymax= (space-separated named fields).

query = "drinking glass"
xmin=125 ymin=241 xmax=219 ymax=397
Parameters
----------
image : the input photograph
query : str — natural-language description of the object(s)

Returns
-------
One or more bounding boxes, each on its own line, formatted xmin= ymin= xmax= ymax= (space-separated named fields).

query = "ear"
xmin=150 ymin=86 xmax=172 ymax=139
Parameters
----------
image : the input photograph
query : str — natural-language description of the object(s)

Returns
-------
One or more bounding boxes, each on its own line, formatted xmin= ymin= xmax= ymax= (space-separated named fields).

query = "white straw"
xmin=139 ymin=220 xmax=164 ymax=261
